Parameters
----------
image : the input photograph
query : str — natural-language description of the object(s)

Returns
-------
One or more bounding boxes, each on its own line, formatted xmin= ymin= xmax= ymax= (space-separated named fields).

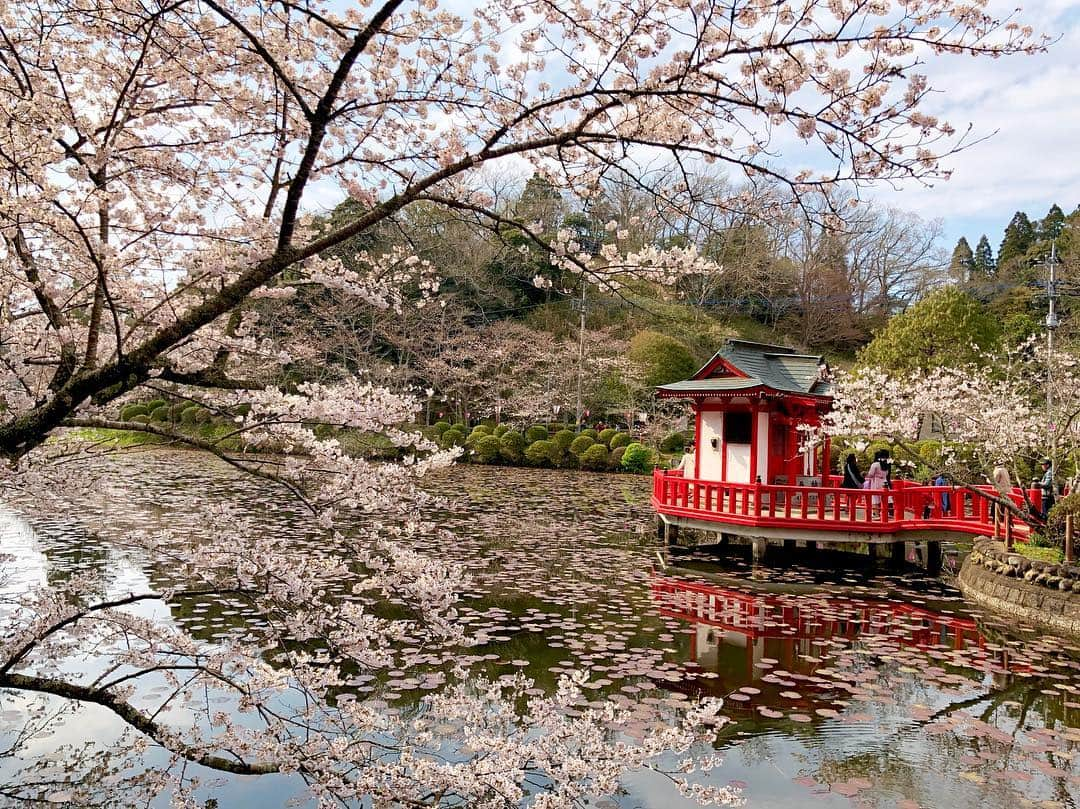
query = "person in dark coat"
xmin=841 ymin=453 xmax=864 ymax=489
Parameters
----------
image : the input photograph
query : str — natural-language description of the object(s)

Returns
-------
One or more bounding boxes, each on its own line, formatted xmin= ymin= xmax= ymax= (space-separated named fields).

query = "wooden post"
xmin=926 ymin=541 xmax=942 ymax=575
xmin=892 ymin=541 xmax=906 ymax=566
xmin=752 ymin=536 xmax=767 ymax=564
xmin=1066 ymin=514 xmax=1074 ymax=564
xmin=1005 ymin=514 xmax=1013 ymax=551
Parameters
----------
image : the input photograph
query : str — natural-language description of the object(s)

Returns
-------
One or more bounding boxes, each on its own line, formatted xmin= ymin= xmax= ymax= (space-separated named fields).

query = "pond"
xmin=2 ymin=450 xmax=1080 ymax=809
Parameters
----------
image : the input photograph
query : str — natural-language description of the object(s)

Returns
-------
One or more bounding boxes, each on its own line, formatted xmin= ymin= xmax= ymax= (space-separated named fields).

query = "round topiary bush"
xmin=609 ymin=432 xmax=632 ymax=449
xmin=553 ymin=429 xmax=576 ymax=452
xmin=608 ymin=446 xmax=625 ymax=470
xmin=525 ymin=425 xmax=549 ymax=443
xmin=195 ymin=409 xmax=213 ymax=424
xmin=493 ymin=424 xmax=509 ymax=438
xmin=433 ymin=421 xmax=452 ymax=435
xmin=598 ymin=428 xmax=617 ymax=445
xmin=620 ymin=442 xmax=656 ymax=473
xmin=180 ymin=405 xmax=202 ymax=426
xmin=120 ymin=403 xmax=149 ymax=420
xmin=525 ymin=439 xmax=556 ymax=467
xmin=569 ymin=435 xmax=595 ymax=456
xmin=144 ymin=398 xmax=167 ymax=412
xmin=660 ymin=431 xmax=687 ymax=453
xmin=471 ymin=424 xmax=493 ymax=437
xmin=579 ymin=443 xmax=609 ymax=471
xmin=581 ymin=428 xmax=598 ymax=440
xmin=440 ymin=429 xmax=466 ymax=449
xmin=149 ymin=404 xmax=171 ymax=423
xmin=130 ymin=414 xmax=151 ymax=425
xmin=168 ymin=402 xmax=187 ymax=421
xmin=499 ymin=430 xmax=526 ymax=463
xmin=474 ymin=435 xmax=502 ymax=464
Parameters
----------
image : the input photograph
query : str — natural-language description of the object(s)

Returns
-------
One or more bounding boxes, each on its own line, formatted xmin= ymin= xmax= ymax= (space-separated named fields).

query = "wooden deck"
xmin=652 ymin=469 xmax=1032 ymax=549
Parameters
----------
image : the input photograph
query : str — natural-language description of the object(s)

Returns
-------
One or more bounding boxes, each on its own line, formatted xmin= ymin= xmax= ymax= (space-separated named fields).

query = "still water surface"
xmin=2 ymin=450 xmax=1080 ymax=808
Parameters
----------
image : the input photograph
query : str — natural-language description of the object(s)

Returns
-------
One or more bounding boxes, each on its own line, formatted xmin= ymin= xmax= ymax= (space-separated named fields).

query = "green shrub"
xmin=609 ymin=446 xmax=626 ymax=470
xmin=660 ymin=431 xmax=687 ymax=453
xmin=569 ymin=435 xmax=595 ymax=456
xmin=609 ymin=432 xmax=632 ymax=449
xmin=474 ymin=435 xmax=502 ymax=464
xmin=144 ymin=398 xmax=167 ymax=412
xmin=581 ymin=428 xmax=598 ymax=440
xmin=168 ymin=402 xmax=187 ymax=421
xmin=120 ymin=403 xmax=149 ymax=420
xmin=621 ymin=442 xmax=656 ymax=473
xmin=598 ymin=428 xmax=617 ymax=445
xmin=525 ymin=425 xmax=549 ymax=443
xmin=149 ymin=404 xmax=171 ymax=423
xmin=440 ymin=429 xmax=466 ymax=449
xmin=470 ymin=424 xmax=493 ymax=437
xmin=579 ymin=443 xmax=609 ymax=471
xmin=493 ymin=424 xmax=509 ymax=438
xmin=1048 ymin=493 xmax=1080 ymax=541
xmin=553 ymin=429 xmax=576 ymax=452
xmin=130 ymin=414 xmax=151 ymax=425
xmin=499 ymin=430 xmax=526 ymax=463
xmin=525 ymin=439 xmax=556 ymax=467
xmin=194 ymin=409 xmax=213 ymax=424
xmin=180 ymin=405 xmax=202 ymax=426
xmin=433 ymin=421 xmax=452 ymax=435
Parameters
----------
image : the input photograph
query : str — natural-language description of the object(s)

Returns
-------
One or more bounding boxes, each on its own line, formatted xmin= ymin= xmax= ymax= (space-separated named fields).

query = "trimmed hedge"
xmin=433 ymin=421 xmax=452 ymax=435
xmin=597 ymin=428 xmax=617 ymax=445
xmin=120 ymin=403 xmax=149 ymax=420
xmin=499 ymin=430 xmax=526 ymax=463
xmin=609 ymin=432 xmax=632 ymax=449
xmin=660 ymin=431 xmax=687 ymax=453
xmin=493 ymin=424 xmax=509 ymax=438
xmin=579 ymin=443 xmax=609 ymax=471
xmin=581 ymin=428 xmax=598 ymax=440
xmin=525 ymin=425 xmax=549 ymax=443
xmin=569 ymin=435 xmax=595 ymax=456
xmin=609 ymin=446 xmax=626 ymax=469
xmin=621 ymin=442 xmax=655 ymax=473
xmin=553 ymin=429 xmax=576 ymax=452
xmin=474 ymin=435 xmax=502 ymax=463
xmin=525 ymin=439 xmax=556 ymax=467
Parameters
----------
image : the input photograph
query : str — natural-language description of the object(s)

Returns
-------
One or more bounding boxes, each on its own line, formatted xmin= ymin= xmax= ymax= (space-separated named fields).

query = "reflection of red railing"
xmin=650 ymin=576 xmax=982 ymax=651
xmin=653 ymin=469 xmax=1032 ymax=540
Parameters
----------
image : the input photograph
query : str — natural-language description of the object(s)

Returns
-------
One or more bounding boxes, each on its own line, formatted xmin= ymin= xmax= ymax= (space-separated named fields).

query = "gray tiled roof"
xmin=662 ymin=339 xmax=831 ymax=397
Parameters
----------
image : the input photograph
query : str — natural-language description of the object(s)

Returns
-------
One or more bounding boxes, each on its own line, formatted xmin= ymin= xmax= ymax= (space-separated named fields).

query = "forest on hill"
xmin=248 ymin=178 xmax=1079 ymax=428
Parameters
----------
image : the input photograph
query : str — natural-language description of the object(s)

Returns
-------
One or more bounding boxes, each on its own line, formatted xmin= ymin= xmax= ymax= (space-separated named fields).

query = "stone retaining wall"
xmin=957 ymin=537 xmax=1080 ymax=637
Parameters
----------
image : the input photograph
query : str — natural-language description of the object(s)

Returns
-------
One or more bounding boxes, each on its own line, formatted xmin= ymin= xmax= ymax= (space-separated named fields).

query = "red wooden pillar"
xmin=749 ymin=404 xmax=759 ymax=483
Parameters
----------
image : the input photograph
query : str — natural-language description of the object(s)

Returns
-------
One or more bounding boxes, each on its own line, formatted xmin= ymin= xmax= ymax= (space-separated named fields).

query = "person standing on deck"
xmin=992 ymin=463 xmax=1011 ymax=524
xmin=677 ymin=442 xmax=696 ymax=476
xmin=865 ymin=450 xmax=890 ymax=516
xmin=934 ymin=471 xmax=950 ymax=515
xmin=841 ymin=453 xmax=864 ymax=489
xmin=1038 ymin=459 xmax=1056 ymax=520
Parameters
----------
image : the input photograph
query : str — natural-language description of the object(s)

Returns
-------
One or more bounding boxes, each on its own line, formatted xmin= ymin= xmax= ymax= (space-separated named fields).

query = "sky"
xmin=864 ymin=0 xmax=1080 ymax=251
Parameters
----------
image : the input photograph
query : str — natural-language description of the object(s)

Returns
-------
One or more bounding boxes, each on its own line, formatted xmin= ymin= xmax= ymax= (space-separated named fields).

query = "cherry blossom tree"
xmin=825 ymin=344 xmax=1080 ymax=517
xmin=0 ymin=0 xmax=1044 ymax=803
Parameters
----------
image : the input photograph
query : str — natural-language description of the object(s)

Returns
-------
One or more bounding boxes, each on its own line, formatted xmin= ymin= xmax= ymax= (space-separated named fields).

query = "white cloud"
xmin=865 ymin=2 xmax=1080 ymax=244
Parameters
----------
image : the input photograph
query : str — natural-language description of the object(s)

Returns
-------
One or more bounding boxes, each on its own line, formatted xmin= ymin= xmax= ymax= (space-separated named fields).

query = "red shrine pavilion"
xmin=650 ymin=339 xmax=1032 ymax=566
xmin=656 ymin=339 xmax=832 ymax=487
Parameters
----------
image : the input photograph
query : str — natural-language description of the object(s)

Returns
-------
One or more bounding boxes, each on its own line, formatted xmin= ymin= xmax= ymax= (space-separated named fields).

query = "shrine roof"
xmin=657 ymin=339 xmax=832 ymax=398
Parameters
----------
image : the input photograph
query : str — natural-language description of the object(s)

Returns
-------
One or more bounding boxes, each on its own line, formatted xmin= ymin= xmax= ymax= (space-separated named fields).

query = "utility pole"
xmin=575 ymin=280 xmax=586 ymax=430
xmin=1046 ymin=242 xmax=1060 ymax=475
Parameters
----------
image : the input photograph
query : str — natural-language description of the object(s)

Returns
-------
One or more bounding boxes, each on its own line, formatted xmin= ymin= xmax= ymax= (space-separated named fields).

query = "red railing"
xmin=652 ymin=469 xmax=1032 ymax=539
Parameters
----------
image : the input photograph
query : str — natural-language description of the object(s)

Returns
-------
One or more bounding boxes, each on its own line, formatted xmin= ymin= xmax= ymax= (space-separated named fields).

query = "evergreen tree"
xmin=972 ymin=235 xmax=995 ymax=277
xmin=997 ymin=211 xmax=1035 ymax=268
xmin=949 ymin=237 xmax=975 ymax=281
xmin=1038 ymin=204 xmax=1066 ymax=242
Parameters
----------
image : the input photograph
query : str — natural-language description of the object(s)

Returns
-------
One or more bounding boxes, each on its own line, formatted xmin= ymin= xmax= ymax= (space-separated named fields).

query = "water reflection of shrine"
xmin=652 ymin=577 xmax=984 ymax=686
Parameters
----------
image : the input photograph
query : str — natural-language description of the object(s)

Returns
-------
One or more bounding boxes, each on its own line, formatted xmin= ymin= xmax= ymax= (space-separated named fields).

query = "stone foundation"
xmin=957 ymin=537 xmax=1080 ymax=637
